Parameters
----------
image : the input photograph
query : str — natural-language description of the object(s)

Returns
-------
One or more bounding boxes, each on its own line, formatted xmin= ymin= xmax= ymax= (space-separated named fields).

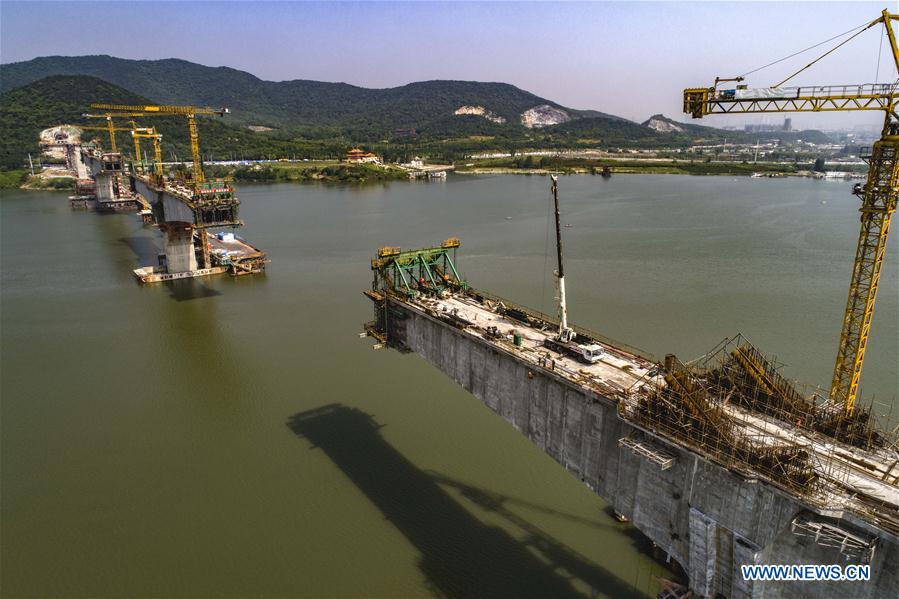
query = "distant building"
xmin=783 ymin=118 xmax=793 ymax=132
xmin=744 ymin=123 xmax=781 ymax=133
xmin=346 ymin=148 xmax=381 ymax=164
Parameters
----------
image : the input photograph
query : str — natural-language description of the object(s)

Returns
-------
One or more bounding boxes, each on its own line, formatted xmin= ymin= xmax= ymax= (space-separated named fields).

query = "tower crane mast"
xmin=72 ymin=124 xmax=133 ymax=154
xmin=81 ymin=114 xmax=154 ymax=155
xmin=128 ymin=125 xmax=154 ymax=165
xmin=88 ymin=103 xmax=229 ymax=185
xmin=683 ymin=9 xmax=899 ymax=415
xmin=130 ymin=127 xmax=164 ymax=185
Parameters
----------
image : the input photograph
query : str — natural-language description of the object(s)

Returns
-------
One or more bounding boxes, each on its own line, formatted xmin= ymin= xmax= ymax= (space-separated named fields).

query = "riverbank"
xmin=0 ymin=168 xmax=75 ymax=191
xmin=1 ymin=156 xmax=859 ymax=191
xmin=0 ymin=162 xmax=411 ymax=191
xmin=454 ymin=158 xmax=817 ymax=177
xmin=206 ymin=162 xmax=409 ymax=184
xmin=0 ymin=169 xmax=29 ymax=189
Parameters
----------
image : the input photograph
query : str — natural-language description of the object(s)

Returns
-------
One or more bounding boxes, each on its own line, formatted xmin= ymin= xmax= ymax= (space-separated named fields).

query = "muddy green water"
xmin=1 ymin=174 xmax=896 ymax=598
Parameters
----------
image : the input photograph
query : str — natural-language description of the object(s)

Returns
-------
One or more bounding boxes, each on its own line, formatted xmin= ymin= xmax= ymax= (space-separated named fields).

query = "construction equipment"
xmin=80 ymin=114 xmax=158 ymax=153
xmin=124 ymin=120 xmax=150 ymax=163
xmin=89 ymin=103 xmax=229 ymax=185
xmin=83 ymin=114 xmax=121 ymax=153
xmin=370 ymin=239 xmax=466 ymax=298
xmin=549 ymin=175 xmax=575 ymax=343
xmin=683 ymin=9 xmax=899 ymax=414
xmin=72 ymin=123 xmax=134 ymax=154
xmin=129 ymin=125 xmax=153 ymax=165
xmin=130 ymin=127 xmax=164 ymax=185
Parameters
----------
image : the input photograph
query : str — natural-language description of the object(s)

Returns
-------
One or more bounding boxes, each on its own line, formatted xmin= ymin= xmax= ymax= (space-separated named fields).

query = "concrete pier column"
xmin=162 ymin=223 xmax=197 ymax=274
xmin=94 ymin=172 xmax=117 ymax=202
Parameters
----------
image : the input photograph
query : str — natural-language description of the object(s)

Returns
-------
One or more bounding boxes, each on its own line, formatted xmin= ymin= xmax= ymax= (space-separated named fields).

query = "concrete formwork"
xmin=384 ymin=299 xmax=899 ymax=598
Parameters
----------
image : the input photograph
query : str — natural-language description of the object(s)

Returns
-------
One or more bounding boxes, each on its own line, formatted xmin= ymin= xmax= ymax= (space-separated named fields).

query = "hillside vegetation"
xmin=0 ymin=75 xmax=146 ymax=169
xmin=2 ymin=55 xmax=607 ymax=137
xmin=0 ymin=57 xmax=835 ymax=171
xmin=0 ymin=75 xmax=345 ymax=169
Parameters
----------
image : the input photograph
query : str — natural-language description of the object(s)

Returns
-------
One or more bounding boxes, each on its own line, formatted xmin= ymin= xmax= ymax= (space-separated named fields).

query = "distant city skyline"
xmin=1 ymin=1 xmax=891 ymax=130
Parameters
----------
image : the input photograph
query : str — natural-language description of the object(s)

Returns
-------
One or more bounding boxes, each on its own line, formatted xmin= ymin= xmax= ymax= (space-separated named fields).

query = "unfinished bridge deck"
xmin=394 ymin=289 xmax=899 ymax=537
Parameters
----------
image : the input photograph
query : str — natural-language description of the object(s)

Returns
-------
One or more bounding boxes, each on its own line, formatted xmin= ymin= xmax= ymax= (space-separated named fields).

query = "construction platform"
xmin=207 ymin=232 xmax=268 ymax=275
xmin=95 ymin=197 xmax=140 ymax=212
xmin=133 ymin=231 xmax=266 ymax=283
xmin=133 ymin=265 xmax=228 ymax=283
xmin=131 ymin=174 xmax=243 ymax=230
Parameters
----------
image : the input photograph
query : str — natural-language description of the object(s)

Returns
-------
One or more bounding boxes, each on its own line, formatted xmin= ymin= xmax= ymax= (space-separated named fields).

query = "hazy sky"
xmin=1 ymin=1 xmax=892 ymax=129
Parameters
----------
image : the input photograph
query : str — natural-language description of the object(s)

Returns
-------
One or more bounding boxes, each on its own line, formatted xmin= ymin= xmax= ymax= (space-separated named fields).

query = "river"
xmin=1 ymin=174 xmax=896 ymax=597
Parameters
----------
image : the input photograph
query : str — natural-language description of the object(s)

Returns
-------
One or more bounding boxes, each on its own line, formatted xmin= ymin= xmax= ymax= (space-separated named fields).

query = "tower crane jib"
xmin=682 ymin=9 xmax=899 ymax=414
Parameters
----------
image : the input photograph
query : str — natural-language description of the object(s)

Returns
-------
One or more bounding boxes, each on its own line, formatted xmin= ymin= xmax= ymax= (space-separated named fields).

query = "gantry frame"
xmin=371 ymin=238 xmax=466 ymax=298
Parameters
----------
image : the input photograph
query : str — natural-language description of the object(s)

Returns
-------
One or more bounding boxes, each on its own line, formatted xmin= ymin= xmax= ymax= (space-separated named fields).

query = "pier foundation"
xmin=161 ymin=223 xmax=198 ymax=274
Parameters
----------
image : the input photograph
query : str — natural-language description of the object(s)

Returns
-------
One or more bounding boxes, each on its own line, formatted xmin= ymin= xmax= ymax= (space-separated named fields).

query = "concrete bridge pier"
xmin=93 ymin=171 xmax=118 ymax=203
xmin=131 ymin=176 xmax=201 ymax=274
xmin=160 ymin=223 xmax=198 ymax=273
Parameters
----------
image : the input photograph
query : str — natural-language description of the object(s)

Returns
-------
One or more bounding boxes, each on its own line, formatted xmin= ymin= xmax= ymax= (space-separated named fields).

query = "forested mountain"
xmin=1 ymin=55 xmax=608 ymax=135
xmin=0 ymin=57 xmax=833 ymax=169
xmin=0 ymin=75 xmax=317 ymax=169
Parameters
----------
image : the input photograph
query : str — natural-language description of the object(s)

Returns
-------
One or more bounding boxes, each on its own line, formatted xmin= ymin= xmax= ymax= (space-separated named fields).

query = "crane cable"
xmin=737 ymin=19 xmax=872 ymax=80
xmin=773 ymin=23 xmax=876 ymax=88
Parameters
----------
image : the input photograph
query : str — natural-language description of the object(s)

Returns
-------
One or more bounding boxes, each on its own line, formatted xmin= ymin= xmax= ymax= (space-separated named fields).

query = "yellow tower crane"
xmin=73 ymin=124 xmax=133 ymax=154
xmin=131 ymin=127 xmax=164 ymax=185
xmin=96 ymin=114 xmax=120 ymax=153
xmin=89 ymin=103 xmax=229 ymax=185
xmin=81 ymin=113 xmax=155 ymax=155
xmin=683 ymin=9 xmax=898 ymax=414
xmin=130 ymin=126 xmax=149 ymax=165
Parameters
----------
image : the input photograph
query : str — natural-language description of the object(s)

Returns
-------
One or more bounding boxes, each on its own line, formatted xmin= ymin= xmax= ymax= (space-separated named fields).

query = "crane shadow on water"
xmin=287 ymin=404 xmax=648 ymax=599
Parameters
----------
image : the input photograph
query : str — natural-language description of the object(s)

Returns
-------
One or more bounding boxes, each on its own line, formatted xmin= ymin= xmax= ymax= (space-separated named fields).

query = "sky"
xmin=1 ymin=1 xmax=892 ymax=130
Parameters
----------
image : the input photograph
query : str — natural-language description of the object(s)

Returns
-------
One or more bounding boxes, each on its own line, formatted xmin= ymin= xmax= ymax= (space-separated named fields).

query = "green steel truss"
xmin=371 ymin=238 xmax=467 ymax=298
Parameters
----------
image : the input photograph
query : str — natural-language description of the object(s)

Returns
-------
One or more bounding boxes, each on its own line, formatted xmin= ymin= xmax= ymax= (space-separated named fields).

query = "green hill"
xmin=551 ymin=116 xmax=662 ymax=145
xmin=0 ymin=75 xmax=145 ymax=169
xmin=0 ymin=63 xmax=835 ymax=170
xmin=641 ymin=114 xmax=832 ymax=145
xmin=0 ymin=55 xmax=605 ymax=137
xmin=0 ymin=75 xmax=330 ymax=169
